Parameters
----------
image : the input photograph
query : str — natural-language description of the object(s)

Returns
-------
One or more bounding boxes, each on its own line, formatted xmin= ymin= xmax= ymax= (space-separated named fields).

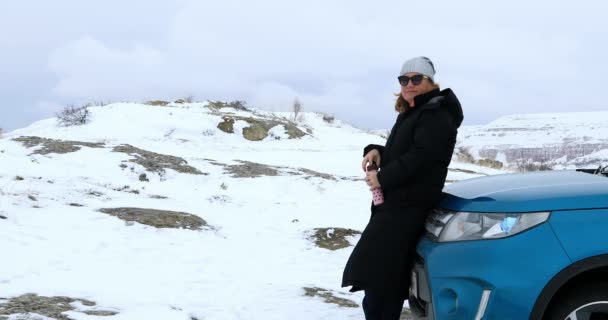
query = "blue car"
xmin=409 ymin=167 xmax=608 ymax=320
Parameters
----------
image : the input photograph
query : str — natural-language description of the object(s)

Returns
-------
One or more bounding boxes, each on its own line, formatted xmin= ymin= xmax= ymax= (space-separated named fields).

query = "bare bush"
xmin=456 ymin=147 xmax=476 ymax=164
xmin=0 ymin=127 xmax=4 ymax=139
xmin=208 ymin=100 xmax=250 ymax=111
xmin=292 ymin=98 xmax=302 ymax=122
xmin=202 ymin=129 xmax=215 ymax=136
xmin=56 ymin=105 xmax=91 ymax=127
xmin=227 ymin=100 xmax=248 ymax=111
xmin=184 ymin=95 xmax=194 ymax=103
xmin=321 ymin=113 xmax=334 ymax=123
xmin=516 ymin=159 xmax=553 ymax=172
xmin=90 ymin=100 xmax=110 ymax=107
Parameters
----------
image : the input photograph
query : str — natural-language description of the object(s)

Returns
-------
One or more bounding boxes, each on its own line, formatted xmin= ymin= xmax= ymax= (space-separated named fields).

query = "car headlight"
xmin=426 ymin=209 xmax=550 ymax=242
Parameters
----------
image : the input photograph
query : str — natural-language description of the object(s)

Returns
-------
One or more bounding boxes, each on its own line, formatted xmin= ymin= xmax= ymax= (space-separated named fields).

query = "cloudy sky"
xmin=1 ymin=0 xmax=607 ymax=132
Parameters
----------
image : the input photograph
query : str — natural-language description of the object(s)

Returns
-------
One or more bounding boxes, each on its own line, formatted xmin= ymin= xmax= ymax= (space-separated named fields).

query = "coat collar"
xmin=411 ymin=88 xmax=441 ymax=108
xmin=399 ymin=88 xmax=464 ymax=129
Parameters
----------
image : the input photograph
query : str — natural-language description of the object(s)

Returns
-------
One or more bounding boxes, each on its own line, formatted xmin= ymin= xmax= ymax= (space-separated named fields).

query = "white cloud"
xmin=49 ymin=37 xmax=165 ymax=99
xmin=1 ymin=0 xmax=607 ymax=131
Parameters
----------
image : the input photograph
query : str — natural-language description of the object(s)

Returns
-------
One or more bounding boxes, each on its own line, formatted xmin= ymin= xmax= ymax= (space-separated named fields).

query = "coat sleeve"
xmin=363 ymin=144 xmax=385 ymax=157
xmin=377 ymin=109 xmax=456 ymax=192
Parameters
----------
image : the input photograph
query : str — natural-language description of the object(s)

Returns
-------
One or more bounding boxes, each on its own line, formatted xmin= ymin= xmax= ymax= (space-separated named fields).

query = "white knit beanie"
xmin=399 ymin=56 xmax=436 ymax=82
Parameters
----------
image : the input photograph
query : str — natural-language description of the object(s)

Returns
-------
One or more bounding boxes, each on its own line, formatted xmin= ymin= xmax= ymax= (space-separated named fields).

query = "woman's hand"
xmin=361 ymin=149 xmax=381 ymax=172
xmin=366 ymin=171 xmax=381 ymax=189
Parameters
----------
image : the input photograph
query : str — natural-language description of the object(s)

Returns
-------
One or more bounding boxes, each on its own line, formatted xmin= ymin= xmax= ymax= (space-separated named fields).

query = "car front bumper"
xmin=409 ymin=223 xmax=571 ymax=320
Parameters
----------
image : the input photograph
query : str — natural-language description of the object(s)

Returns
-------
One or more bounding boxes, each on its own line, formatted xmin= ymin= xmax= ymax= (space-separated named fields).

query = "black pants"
xmin=362 ymin=290 xmax=406 ymax=320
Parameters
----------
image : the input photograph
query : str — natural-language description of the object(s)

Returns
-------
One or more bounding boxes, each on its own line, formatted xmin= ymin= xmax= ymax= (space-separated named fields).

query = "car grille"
xmin=409 ymin=255 xmax=433 ymax=319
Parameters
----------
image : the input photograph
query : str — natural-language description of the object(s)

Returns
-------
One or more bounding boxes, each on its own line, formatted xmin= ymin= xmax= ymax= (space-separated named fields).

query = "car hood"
xmin=440 ymin=170 xmax=608 ymax=213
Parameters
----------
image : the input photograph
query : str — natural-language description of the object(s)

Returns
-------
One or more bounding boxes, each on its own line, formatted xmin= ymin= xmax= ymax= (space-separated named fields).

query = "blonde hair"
xmin=394 ymin=82 xmax=440 ymax=113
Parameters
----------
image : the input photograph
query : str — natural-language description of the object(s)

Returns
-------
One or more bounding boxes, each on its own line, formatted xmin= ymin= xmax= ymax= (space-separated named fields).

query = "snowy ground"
xmin=0 ymin=103 xmax=503 ymax=320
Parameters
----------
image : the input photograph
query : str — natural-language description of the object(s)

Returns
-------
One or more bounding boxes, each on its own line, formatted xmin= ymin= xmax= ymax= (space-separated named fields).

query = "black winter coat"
xmin=342 ymin=88 xmax=463 ymax=298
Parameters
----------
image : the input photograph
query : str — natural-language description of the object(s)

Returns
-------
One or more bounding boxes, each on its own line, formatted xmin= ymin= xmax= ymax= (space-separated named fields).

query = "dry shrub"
xmin=56 ymin=105 xmax=90 ymax=127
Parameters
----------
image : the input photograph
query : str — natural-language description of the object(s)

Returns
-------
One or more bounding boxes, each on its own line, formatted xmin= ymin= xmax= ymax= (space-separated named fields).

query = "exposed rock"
xmin=12 ymin=136 xmax=105 ymax=155
xmin=149 ymin=195 xmax=168 ymax=199
xmin=139 ymin=173 xmax=149 ymax=182
xmin=217 ymin=117 xmax=235 ymax=134
xmin=28 ymin=195 xmax=37 ymax=201
xmin=307 ymin=227 xmax=361 ymax=250
xmin=284 ymin=123 xmax=306 ymax=139
xmin=223 ymin=160 xmax=281 ymax=178
xmin=303 ymin=287 xmax=412 ymax=318
xmin=216 ymin=115 xmax=306 ymax=141
xmin=145 ymin=100 xmax=169 ymax=106
xmin=242 ymin=123 xmax=268 ymax=141
xmin=112 ymin=144 xmax=205 ymax=176
xmin=207 ymin=159 xmax=348 ymax=181
xmin=98 ymin=207 xmax=211 ymax=230
xmin=237 ymin=117 xmax=277 ymax=141
xmin=302 ymin=287 xmax=358 ymax=308
xmin=0 ymin=293 xmax=117 ymax=320
xmin=83 ymin=310 xmax=119 ymax=316
xmin=297 ymin=168 xmax=337 ymax=181
xmin=69 ymin=203 xmax=84 ymax=207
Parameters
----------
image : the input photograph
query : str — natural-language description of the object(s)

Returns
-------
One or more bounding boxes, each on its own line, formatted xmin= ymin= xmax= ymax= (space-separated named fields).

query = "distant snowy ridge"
xmin=456 ymin=111 xmax=608 ymax=170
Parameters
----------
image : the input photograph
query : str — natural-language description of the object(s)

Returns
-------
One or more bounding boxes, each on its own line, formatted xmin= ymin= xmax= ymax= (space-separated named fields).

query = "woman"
xmin=342 ymin=56 xmax=463 ymax=320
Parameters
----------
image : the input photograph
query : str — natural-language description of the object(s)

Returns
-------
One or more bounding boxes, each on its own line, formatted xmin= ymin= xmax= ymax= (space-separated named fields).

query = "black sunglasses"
xmin=398 ymin=74 xmax=430 ymax=86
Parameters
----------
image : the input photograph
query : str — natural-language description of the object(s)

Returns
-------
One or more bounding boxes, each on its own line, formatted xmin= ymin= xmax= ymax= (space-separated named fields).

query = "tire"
xmin=544 ymin=280 xmax=608 ymax=320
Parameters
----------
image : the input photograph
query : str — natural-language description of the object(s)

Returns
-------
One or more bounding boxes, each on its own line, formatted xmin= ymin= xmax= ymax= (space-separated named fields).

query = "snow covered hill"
xmin=456 ymin=111 xmax=608 ymax=170
xmin=0 ymin=101 xmax=501 ymax=320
